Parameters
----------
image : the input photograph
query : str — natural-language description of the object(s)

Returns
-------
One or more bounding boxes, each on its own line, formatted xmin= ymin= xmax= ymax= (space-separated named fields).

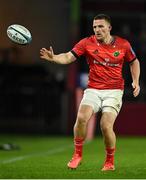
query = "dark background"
xmin=0 ymin=0 xmax=146 ymax=136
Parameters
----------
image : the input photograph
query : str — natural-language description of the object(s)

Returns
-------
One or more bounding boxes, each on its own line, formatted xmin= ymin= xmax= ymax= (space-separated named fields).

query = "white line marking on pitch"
xmin=0 ymin=144 xmax=73 ymax=164
xmin=0 ymin=139 xmax=91 ymax=164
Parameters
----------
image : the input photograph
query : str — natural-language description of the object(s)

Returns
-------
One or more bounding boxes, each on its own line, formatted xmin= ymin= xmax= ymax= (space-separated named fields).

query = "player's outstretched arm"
xmin=130 ymin=58 xmax=140 ymax=97
xmin=40 ymin=46 xmax=76 ymax=64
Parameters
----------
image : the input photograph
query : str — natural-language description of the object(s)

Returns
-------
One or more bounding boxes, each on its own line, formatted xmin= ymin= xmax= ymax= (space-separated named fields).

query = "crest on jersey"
xmin=113 ymin=51 xmax=120 ymax=57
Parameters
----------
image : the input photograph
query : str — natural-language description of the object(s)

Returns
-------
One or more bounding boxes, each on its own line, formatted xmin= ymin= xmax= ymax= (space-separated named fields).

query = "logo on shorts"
xmin=116 ymin=104 xmax=121 ymax=109
xmin=113 ymin=51 xmax=120 ymax=57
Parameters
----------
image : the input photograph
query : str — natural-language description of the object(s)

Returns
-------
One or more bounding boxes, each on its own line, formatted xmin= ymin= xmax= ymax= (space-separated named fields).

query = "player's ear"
xmin=109 ymin=25 xmax=112 ymax=31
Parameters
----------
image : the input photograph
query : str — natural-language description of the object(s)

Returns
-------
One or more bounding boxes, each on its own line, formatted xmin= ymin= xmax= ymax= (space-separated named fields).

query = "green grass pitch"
xmin=0 ymin=134 xmax=146 ymax=179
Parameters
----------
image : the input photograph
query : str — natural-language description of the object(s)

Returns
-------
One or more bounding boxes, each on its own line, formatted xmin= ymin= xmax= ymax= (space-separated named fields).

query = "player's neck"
xmin=104 ymin=35 xmax=113 ymax=44
xmin=98 ymin=35 xmax=113 ymax=45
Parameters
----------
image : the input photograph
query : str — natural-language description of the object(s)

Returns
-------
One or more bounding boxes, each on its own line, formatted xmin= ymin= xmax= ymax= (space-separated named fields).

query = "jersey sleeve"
xmin=124 ymin=41 xmax=136 ymax=63
xmin=71 ymin=38 xmax=87 ymax=58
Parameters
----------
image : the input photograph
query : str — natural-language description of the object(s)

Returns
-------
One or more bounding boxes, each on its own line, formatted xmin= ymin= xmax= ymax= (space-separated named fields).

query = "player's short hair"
xmin=94 ymin=14 xmax=111 ymax=25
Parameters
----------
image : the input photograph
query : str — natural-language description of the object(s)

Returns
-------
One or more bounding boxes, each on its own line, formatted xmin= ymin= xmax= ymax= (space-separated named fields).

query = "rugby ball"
xmin=7 ymin=24 xmax=32 ymax=45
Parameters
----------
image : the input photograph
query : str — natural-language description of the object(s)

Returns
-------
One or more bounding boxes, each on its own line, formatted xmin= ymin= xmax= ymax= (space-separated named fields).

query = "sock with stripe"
xmin=105 ymin=147 xmax=115 ymax=164
xmin=74 ymin=137 xmax=84 ymax=157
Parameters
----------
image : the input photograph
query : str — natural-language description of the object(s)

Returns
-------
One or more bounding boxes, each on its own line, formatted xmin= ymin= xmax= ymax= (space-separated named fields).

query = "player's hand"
xmin=132 ymin=82 xmax=140 ymax=97
xmin=40 ymin=46 xmax=54 ymax=61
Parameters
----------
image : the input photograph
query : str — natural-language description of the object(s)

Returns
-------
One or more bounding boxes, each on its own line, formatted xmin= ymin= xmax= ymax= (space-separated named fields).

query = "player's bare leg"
xmin=100 ymin=111 xmax=117 ymax=171
xmin=67 ymin=105 xmax=93 ymax=169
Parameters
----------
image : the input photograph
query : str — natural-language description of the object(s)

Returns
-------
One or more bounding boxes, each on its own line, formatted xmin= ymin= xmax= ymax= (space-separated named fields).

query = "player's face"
xmin=93 ymin=19 xmax=111 ymax=42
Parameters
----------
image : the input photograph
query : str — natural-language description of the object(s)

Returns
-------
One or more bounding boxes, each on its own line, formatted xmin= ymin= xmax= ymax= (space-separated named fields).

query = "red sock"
xmin=74 ymin=137 xmax=84 ymax=157
xmin=105 ymin=147 xmax=115 ymax=164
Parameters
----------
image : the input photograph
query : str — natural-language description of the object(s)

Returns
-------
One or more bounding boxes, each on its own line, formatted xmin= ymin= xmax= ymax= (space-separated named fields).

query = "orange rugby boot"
xmin=101 ymin=161 xmax=115 ymax=171
xmin=67 ymin=154 xmax=82 ymax=169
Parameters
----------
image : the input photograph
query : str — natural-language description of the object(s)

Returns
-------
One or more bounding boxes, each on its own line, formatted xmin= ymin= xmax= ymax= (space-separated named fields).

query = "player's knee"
xmin=76 ymin=112 xmax=88 ymax=126
xmin=100 ymin=124 xmax=113 ymax=134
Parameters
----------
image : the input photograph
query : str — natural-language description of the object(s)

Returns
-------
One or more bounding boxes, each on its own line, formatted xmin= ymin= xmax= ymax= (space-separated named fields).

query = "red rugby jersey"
xmin=71 ymin=35 xmax=136 ymax=90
